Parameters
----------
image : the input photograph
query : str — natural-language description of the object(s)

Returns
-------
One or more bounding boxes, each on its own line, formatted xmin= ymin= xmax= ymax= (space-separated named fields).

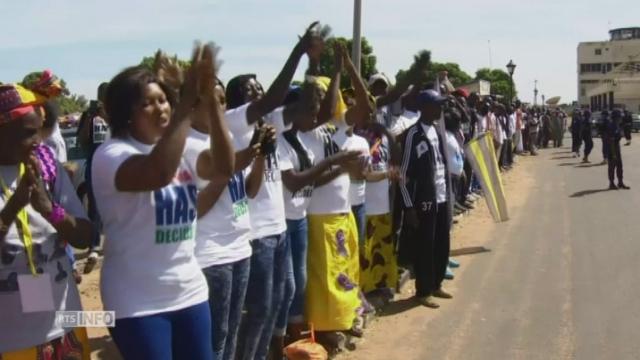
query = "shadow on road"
xmin=557 ymin=162 xmax=577 ymax=167
xmin=551 ymin=151 xmax=573 ymax=155
xmin=551 ymin=156 xmax=575 ymax=160
xmin=569 ymin=188 xmax=611 ymax=198
xmin=575 ymin=163 xmax=607 ymax=168
xmin=379 ymin=298 xmax=420 ymax=317
xmin=450 ymin=246 xmax=491 ymax=257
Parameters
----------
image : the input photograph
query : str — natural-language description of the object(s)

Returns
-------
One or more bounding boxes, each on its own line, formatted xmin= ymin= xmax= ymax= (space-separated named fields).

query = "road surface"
xmin=349 ymin=139 xmax=640 ymax=360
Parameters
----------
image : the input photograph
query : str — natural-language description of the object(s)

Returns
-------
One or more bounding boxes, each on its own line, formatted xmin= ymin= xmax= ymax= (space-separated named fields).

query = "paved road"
xmin=409 ymin=140 xmax=640 ymax=360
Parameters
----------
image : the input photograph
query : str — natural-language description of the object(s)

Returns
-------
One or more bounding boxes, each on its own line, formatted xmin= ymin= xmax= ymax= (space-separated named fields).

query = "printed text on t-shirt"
xmin=154 ymin=184 xmax=197 ymax=244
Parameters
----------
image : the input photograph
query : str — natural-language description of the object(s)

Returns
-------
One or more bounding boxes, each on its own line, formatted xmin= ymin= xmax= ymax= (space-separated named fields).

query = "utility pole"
xmin=534 ymin=80 xmax=539 ymax=106
xmin=352 ymin=0 xmax=362 ymax=74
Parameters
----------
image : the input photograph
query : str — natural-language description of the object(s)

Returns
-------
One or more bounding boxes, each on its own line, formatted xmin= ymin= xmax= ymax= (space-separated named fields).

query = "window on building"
xmin=595 ymin=49 xmax=602 ymax=55
xmin=580 ymin=87 xmax=586 ymax=96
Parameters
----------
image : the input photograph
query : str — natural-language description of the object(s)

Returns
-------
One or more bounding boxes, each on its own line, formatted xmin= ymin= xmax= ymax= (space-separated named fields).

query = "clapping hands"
xmin=154 ymin=41 xmax=222 ymax=114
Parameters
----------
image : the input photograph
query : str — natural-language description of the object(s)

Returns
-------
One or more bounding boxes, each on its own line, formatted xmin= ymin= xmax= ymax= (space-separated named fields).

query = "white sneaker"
xmin=84 ymin=251 xmax=99 ymax=274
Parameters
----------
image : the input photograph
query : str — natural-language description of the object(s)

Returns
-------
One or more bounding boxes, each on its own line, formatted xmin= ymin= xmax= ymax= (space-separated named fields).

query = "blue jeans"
xmin=237 ymin=232 xmax=288 ymax=360
xmin=351 ymin=204 xmax=366 ymax=246
xmin=65 ymin=244 xmax=76 ymax=269
xmin=109 ymin=301 xmax=213 ymax=360
xmin=274 ymin=218 xmax=308 ymax=335
xmin=202 ymin=258 xmax=250 ymax=360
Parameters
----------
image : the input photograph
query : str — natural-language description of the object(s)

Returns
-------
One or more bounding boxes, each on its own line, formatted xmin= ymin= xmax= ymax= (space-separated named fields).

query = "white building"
xmin=461 ymin=80 xmax=491 ymax=96
xmin=577 ymin=27 xmax=640 ymax=112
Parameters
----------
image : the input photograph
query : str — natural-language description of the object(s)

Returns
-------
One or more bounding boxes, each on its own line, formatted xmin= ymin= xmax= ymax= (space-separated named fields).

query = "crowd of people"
xmin=1 ymin=22 xmax=570 ymax=360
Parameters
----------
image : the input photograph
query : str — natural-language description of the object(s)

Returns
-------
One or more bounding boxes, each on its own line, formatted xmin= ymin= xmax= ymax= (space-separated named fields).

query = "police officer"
xmin=571 ymin=109 xmax=583 ymax=158
xmin=606 ymin=109 xmax=630 ymax=189
xmin=622 ymin=109 xmax=633 ymax=146
xmin=581 ymin=109 xmax=594 ymax=163
xmin=599 ymin=110 xmax=610 ymax=164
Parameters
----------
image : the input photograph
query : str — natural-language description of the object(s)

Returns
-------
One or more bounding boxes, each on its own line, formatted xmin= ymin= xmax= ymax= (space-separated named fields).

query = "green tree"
xmin=318 ymin=37 xmax=378 ymax=89
xmin=139 ymin=53 xmax=191 ymax=71
xmin=429 ymin=62 xmax=473 ymax=88
xmin=395 ymin=50 xmax=432 ymax=87
xmin=474 ymin=68 xmax=517 ymax=100
xmin=57 ymin=94 xmax=88 ymax=114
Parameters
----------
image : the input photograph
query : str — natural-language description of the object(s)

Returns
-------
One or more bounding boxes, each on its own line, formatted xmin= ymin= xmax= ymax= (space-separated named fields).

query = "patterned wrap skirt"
xmin=360 ymin=213 xmax=398 ymax=294
xmin=1 ymin=328 xmax=90 ymax=360
xmin=305 ymin=212 xmax=361 ymax=331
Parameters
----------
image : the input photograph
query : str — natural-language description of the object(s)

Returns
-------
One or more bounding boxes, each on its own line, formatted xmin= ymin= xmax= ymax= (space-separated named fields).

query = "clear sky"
xmin=1 ymin=0 xmax=638 ymax=104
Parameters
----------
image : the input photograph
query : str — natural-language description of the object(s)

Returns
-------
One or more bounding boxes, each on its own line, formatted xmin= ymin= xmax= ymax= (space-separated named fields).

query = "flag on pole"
xmin=464 ymin=133 xmax=509 ymax=222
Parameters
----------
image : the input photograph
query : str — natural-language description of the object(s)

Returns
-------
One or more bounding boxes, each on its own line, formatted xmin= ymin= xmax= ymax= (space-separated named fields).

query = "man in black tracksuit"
xmin=399 ymin=89 xmax=452 ymax=308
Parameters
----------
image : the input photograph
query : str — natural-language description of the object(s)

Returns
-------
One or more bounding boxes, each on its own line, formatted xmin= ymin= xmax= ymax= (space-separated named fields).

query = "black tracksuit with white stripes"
xmin=398 ymin=122 xmax=451 ymax=297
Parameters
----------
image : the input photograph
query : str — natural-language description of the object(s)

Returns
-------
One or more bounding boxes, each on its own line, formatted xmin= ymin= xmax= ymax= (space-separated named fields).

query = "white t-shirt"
xmin=475 ymin=114 xmax=488 ymax=137
xmin=306 ymin=120 xmax=352 ymax=215
xmin=390 ymin=110 xmax=420 ymax=137
xmin=92 ymin=137 xmax=208 ymax=319
xmin=375 ymin=105 xmax=391 ymax=127
xmin=357 ymin=128 xmax=391 ymax=216
xmin=277 ymin=132 xmax=315 ymax=220
xmin=0 ymin=163 xmax=85 ymax=353
xmin=492 ymin=114 xmax=505 ymax=144
xmin=244 ymin=150 xmax=287 ymax=238
xmin=44 ymin=122 xmax=67 ymax=163
xmin=224 ymin=104 xmax=290 ymax=238
xmin=445 ymin=131 xmax=464 ymax=176
xmin=421 ymin=124 xmax=447 ymax=204
xmin=347 ymin=134 xmax=370 ymax=207
xmin=508 ymin=113 xmax=517 ymax=136
xmin=184 ymin=128 xmax=252 ymax=268
xmin=225 ymin=103 xmax=290 ymax=149
xmin=91 ymin=116 xmax=110 ymax=145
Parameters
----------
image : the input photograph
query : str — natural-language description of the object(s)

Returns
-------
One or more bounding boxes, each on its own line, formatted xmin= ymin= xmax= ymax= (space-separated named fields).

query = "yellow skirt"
xmin=1 ymin=328 xmax=90 ymax=360
xmin=360 ymin=214 xmax=398 ymax=294
xmin=305 ymin=212 xmax=361 ymax=331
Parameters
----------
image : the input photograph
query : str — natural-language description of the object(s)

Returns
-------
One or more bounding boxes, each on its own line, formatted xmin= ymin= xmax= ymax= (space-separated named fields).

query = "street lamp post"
xmin=534 ymin=80 xmax=539 ymax=106
xmin=506 ymin=59 xmax=516 ymax=104
xmin=352 ymin=0 xmax=362 ymax=74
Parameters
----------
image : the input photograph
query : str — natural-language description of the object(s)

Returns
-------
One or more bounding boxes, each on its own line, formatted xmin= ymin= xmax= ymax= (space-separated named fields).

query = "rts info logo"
xmin=55 ymin=311 xmax=116 ymax=328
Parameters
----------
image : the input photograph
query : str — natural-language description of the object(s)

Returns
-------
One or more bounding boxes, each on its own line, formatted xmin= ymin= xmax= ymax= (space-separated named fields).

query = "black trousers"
xmin=505 ymin=138 xmax=513 ymax=165
xmin=602 ymin=137 xmax=610 ymax=160
xmin=624 ymin=126 xmax=632 ymax=142
xmin=461 ymin=162 xmax=472 ymax=201
xmin=571 ymin=130 xmax=582 ymax=153
xmin=529 ymin=131 xmax=538 ymax=153
xmin=414 ymin=202 xmax=451 ymax=297
xmin=608 ymin=140 xmax=623 ymax=183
